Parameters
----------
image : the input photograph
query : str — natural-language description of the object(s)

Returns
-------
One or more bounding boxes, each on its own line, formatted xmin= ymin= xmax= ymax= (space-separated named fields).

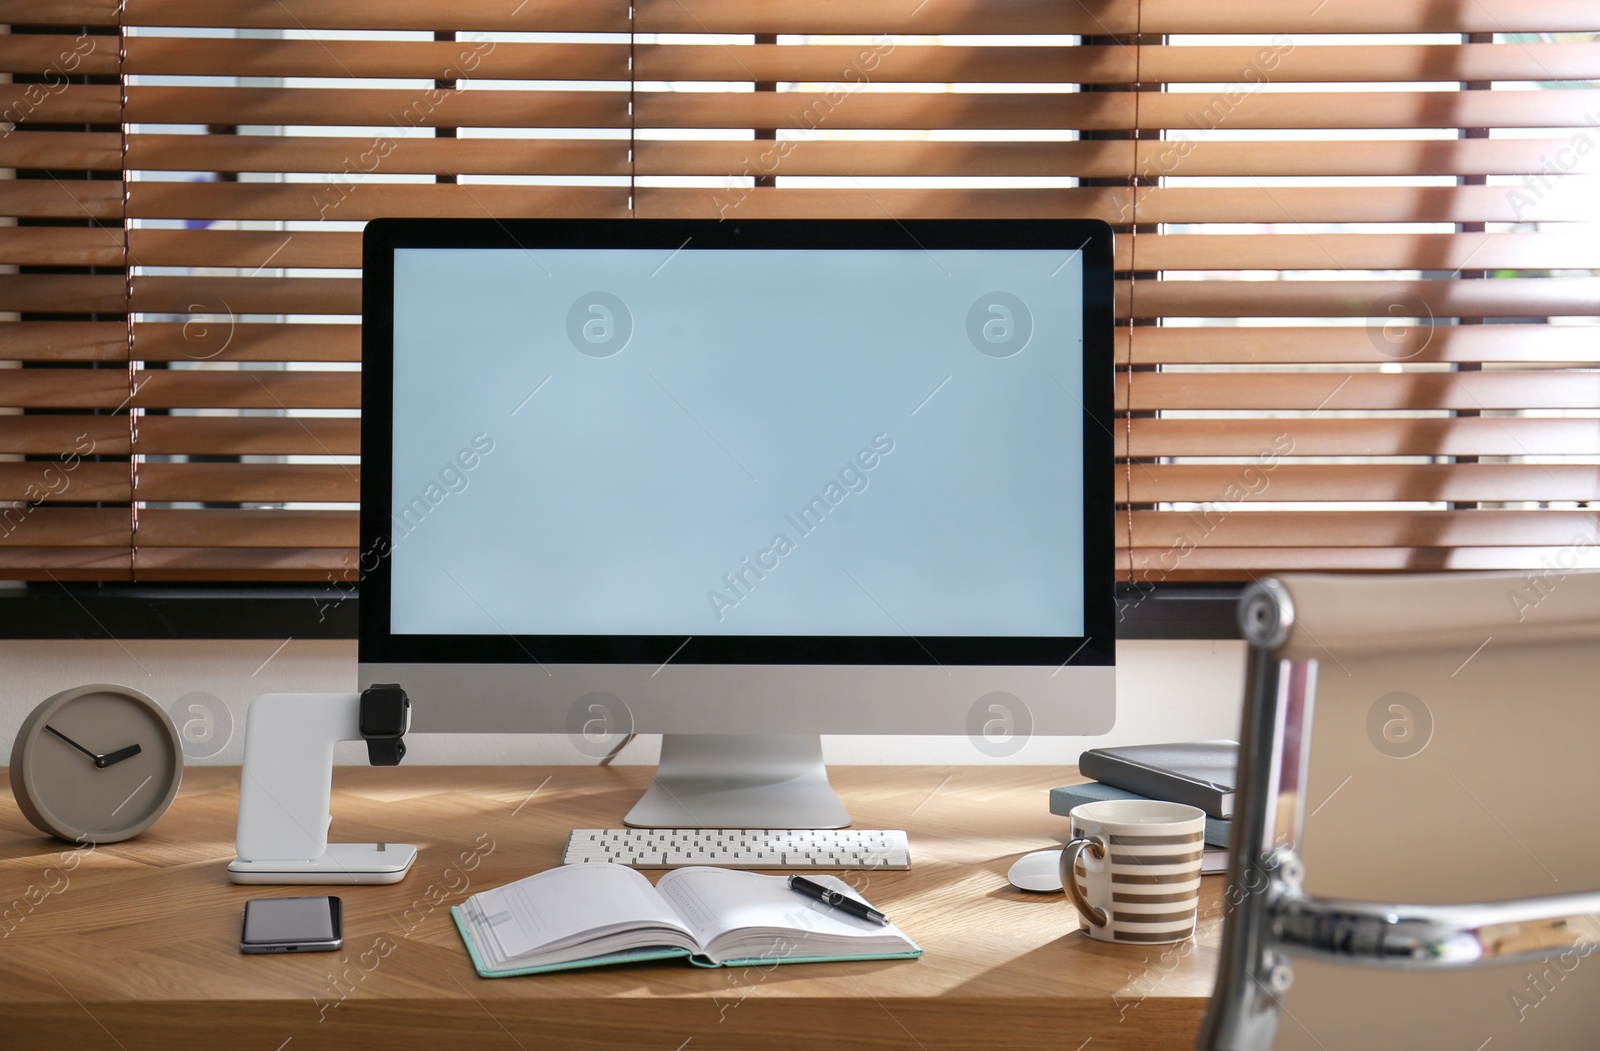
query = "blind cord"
xmin=628 ymin=5 xmax=636 ymax=214
xmin=119 ymin=1 xmax=138 ymax=579
xmin=1123 ymin=4 xmax=1144 ymax=593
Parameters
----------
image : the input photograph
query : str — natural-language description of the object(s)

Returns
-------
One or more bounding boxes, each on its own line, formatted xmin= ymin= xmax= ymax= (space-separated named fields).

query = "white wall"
xmin=0 ymin=638 xmax=1246 ymax=767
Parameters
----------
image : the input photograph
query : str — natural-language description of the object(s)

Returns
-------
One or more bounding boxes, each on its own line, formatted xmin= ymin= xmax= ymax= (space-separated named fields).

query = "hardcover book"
xmin=1076 ymin=740 xmax=1239 ymax=819
xmin=452 ymin=863 xmax=921 ymax=977
xmin=1050 ymin=780 xmax=1232 ymax=849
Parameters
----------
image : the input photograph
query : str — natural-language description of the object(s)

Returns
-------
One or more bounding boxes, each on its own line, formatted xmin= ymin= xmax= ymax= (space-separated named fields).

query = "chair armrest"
xmin=1274 ymin=887 xmax=1600 ymax=970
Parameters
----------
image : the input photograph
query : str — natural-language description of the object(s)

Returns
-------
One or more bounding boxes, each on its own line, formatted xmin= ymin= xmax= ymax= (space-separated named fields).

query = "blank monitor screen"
xmin=360 ymin=219 xmax=1114 ymax=736
xmin=389 ymin=245 xmax=1084 ymax=639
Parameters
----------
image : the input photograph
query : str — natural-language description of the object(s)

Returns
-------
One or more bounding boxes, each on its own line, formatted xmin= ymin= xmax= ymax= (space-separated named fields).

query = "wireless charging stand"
xmin=228 ymin=692 xmax=418 ymax=885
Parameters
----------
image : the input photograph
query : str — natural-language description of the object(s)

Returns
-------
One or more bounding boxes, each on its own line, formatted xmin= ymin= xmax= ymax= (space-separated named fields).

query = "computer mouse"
xmin=1006 ymin=849 xmax=1065 ymax=893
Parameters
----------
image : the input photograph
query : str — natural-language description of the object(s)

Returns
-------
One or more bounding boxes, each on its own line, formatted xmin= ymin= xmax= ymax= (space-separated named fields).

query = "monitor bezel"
xmin=360 ymin=218 xmax=1115 ymax=668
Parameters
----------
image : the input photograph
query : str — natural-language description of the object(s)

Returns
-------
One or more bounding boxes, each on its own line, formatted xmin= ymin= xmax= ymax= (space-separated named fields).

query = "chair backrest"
xmin=1199 ymin=566 xmax=1600 ymax=1050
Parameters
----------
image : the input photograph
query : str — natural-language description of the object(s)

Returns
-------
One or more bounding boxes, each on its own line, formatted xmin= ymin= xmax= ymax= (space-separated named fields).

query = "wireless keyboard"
xmin=561 ymin=828 xmax=912 ymax=870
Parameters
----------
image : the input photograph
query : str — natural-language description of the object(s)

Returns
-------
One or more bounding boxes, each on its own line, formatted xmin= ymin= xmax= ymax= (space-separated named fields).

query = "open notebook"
xmin=452 ymin=864 xmax=922 ymax=977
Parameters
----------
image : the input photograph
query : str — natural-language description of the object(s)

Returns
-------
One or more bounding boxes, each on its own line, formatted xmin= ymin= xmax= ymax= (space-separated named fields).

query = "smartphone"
xmin=240 ymin=896 xmax=343 ymax=954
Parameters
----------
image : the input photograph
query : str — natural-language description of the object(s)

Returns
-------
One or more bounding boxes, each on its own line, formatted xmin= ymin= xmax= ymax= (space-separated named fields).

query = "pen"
xmin=787 ymin=875 xmax=890 ymax=926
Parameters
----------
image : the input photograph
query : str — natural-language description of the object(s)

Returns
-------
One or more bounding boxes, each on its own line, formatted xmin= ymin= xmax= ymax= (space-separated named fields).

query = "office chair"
xmin=1198 ymin=567 xmax=1600 ymax=1050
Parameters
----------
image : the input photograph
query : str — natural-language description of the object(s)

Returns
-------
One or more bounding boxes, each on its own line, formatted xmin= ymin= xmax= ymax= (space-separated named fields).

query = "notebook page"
xmin=657 ymin=868 xmax=889 ymax=947
xmin=470 ymin=863 xmax=691 ymax=961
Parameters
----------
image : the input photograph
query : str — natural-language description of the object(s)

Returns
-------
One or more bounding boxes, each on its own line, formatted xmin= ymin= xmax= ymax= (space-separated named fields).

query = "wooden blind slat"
xmin=1118 ymin=465 xmax=1600 ymax=504
xmin=634 ymin=187 xmax=1130 ymax=221
xmin=1128 ymin=326 xmax=1600 ymax=366
xmin=124 ymin=0 xmax=628 ymax=32
xmin=634 ymin=89 xmax=1600 ymax=132
xmin=0 ymin=82 xmax=119 ymax=126
xmin=1127 ymin=278 xmax=1600 ymax=319
xmin=1130 ymin=510 xmax=1600 ymax=549
xmin=0 ymin=228 xmax=126 ymax=268
xmin=127 ymin=86 xmax=630 ymax=128
xmin=1122 ymin=548 xmax=1579 ymax=578
xmin=1110 ymin=0 xmax=1596 ymax=35
xmin=130 ymin=276 xmax=360 ymax=316
xmin=0 ymin=1 xmax=117 ymax=26
xmin=138 ymin=509 xmax=356 ymax=548
xmin=0 ymin=131 xmax=121 ymax=171
xmin=634 ymin=140 xmax=1127 ymax=180
xmin=0 ymin=417 xmax=131 ymax=456
xmin=0 ymin=550 xmax=132 ymax=581
xmin=1122 ymin=418 xmax=1600 ymax=459
xmin=0 ymin=417 xmax=354 ymax=462
xmin=131 ymin=323 xmax=362 ymax=363
xmin=633 ymin=0 xmax=1130 ymax=35
xmin=1138 ymin=42 xmax=1600 ymax=83
xmin=636 ymin=138 xmax=1600 ymax=180
xmin=1137 ymin=87 xmax=1600 ymax=130
xmin=634 ymin=92 xmax=1101 ymax=132
xmin=127 ymin=134 xmax=629 ymax=177
xmin=5 ymin=180 xmax=123 ymax=221
xmin=2 ymin=371 xmax=359 ymax=411
xmin=0 ymin=322 xmax=360 ymax=363
xmin=633 ymin=0 xmax=1594 ymax=35
xmin=136 ymin=464 xmax=357 ymax=504
xmin=1119 ymin=372 xmax=1600 ymax=413
xmin=132 ymin=372 xmax=361 ymax=412
xmin=633 ymin=43 xmax=1600 ymax=86
xmin=0 ymin=34 xmax=117 ymax=76
xmin=136 ymin=417 xmax=360 ymax=456
xmin=0 ymin=416 xmax=350 ymax=459
xmin=0 ymin=464 xmax=130 ymax=503
xmin=128 ymin=183 xmax=630 ymax=223
xmin=1134 ymin=234 xmax=1600 ymax=273
xmin=635 ymin=185 xmax=1600 ymax=224
xmin=130 ymin=549 xmax=355 ymax=582
xmin=3 ymin=371 xmax=130 ymax=410
xmin=2 ymin=0 xmax=1584 ymax=41
xmin=1135 ymin=185 xmax=1600 ymax=225
xmin=634 ymin=43 xmax=1104 ymax=85
xmin=0 ymin=275 xmax=126 ymax=314
xmin=0 ymin=323 xmax=127 ymax=363
xmin=124 ymin=37 xmax=629 ymax=81
xmin=1129 ymin=139 xmax=1600 ymax=179
xmin=0 ymin=509 xmax=130 ymax=548
xmin=127 ymin=230 xmax=361 ymax=271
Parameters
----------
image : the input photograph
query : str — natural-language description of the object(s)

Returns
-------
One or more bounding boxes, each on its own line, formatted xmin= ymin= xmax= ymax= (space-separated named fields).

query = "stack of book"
xmin=1050 ymin=741 xmax=1238 ymax=875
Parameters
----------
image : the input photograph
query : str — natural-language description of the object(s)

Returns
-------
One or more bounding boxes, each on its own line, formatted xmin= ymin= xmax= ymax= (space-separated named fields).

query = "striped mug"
xmin=1060 ymin=798 xmax=1207 ymax=944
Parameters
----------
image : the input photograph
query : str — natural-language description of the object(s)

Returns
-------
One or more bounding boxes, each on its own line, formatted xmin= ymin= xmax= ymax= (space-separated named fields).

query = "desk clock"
xmin=9 ymin=684 xmax=184 ymax=844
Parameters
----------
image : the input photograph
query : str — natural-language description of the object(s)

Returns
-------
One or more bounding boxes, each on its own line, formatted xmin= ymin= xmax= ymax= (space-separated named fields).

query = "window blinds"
xmin=0 ymin=0 xmax=1595 ymax=583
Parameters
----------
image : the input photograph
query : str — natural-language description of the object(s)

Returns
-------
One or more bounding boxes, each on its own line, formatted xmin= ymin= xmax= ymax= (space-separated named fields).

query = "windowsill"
xmin=0 ymin=583 xmax=1240 ymax=641
xmin=0 ymin=584 xmax=359 ymax=640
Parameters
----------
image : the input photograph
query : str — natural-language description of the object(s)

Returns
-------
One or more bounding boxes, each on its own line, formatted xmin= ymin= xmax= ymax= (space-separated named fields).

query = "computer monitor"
xmin=359 ymin=218 xmax=1115 ymax=828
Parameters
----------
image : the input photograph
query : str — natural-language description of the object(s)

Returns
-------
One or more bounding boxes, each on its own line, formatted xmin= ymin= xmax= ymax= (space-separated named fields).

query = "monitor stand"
xmin=623 ymin=733 xmax=851 ymax=829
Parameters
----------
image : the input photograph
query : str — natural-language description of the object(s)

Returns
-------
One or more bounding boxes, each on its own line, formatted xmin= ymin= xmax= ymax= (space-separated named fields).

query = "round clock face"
xmin=9 ymin=684 xmax=184 ymax=844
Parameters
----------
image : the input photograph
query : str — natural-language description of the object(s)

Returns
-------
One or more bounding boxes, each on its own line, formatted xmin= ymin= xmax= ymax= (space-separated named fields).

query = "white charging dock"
xmin=228 ymin=692 xmax=418 ymax=885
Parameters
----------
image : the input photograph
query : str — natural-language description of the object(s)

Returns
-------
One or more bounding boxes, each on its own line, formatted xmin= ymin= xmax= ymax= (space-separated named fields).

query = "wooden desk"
xmin=0 ymin=766 xmax=1221 ymax=1050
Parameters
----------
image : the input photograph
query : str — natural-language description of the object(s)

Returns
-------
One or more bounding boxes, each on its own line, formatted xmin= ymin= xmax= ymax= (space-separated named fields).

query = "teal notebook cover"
xmin=1050 ymin=780 xmax=1232 ymax=849
xmin=451 ymin=902 xmax=924 ymax=979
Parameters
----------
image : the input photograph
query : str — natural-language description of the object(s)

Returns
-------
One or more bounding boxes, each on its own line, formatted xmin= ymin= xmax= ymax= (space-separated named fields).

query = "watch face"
xmin=9 ymin=685 xmax=184 ymax=844
xmin=360 ymin=685 xmax=409 ymax=738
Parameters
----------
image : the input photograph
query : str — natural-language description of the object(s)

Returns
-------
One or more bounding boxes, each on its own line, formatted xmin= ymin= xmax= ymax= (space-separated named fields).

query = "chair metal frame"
xmin=1197 ymin=578 xmax=1600 ymax=1050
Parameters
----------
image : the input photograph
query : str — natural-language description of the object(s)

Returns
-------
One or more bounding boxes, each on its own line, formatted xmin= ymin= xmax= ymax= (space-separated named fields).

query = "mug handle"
xmin=1061 ymin=836 xmax=1108 ymax=928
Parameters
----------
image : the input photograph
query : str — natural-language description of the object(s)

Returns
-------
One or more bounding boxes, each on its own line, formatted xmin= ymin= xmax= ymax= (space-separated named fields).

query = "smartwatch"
xmin=359 ymin=684 xmax=409 ymax=766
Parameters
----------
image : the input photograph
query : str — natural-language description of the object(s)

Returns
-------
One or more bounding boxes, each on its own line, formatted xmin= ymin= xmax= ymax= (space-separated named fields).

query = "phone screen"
xmin=241 ymin=896 xmax=343 ymax=954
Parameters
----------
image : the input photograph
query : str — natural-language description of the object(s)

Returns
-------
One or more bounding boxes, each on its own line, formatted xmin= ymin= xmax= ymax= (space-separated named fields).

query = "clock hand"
xmin=98 ymin=743 xmax=143 ymax=768
xmin=44 ymin=724 xmax=104 ymax=765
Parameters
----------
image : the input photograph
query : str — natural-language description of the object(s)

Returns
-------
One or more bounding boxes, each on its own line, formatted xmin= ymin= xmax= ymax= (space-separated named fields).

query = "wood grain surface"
xmin=0 ymin=765 xmax=1223 ymax=1050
